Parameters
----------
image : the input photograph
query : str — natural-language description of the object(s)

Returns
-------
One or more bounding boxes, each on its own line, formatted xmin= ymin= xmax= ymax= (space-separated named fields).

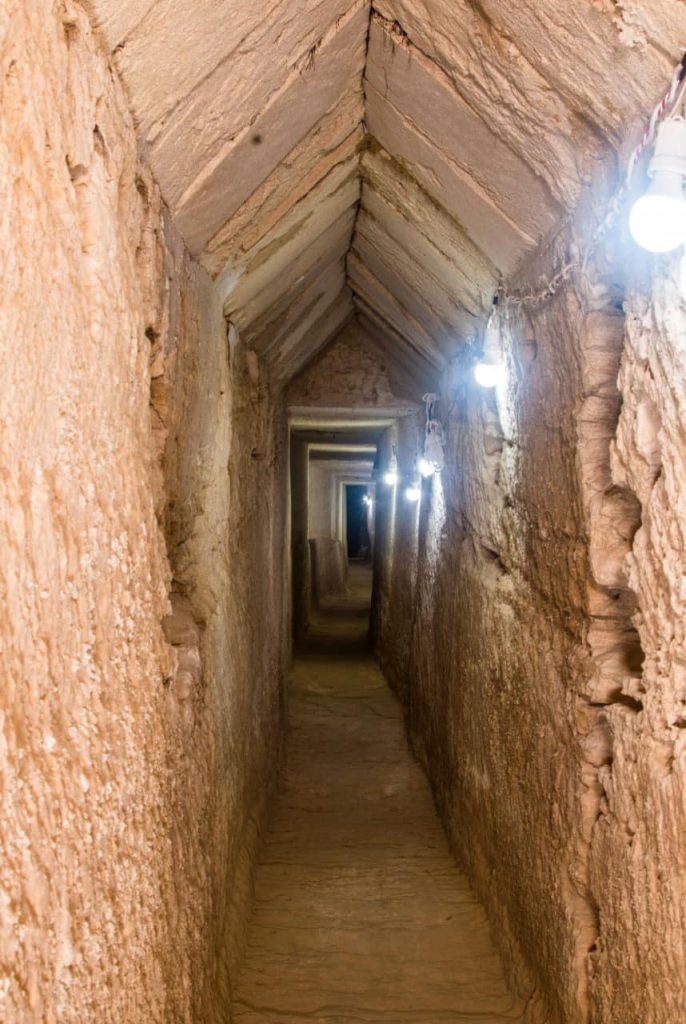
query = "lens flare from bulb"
xmin=383 ymin=469 xmax=398 ymax=486
xmin=629 ymin=185 xmax=686 ymax=253
xmin=405 ymin=483 xmax=421 ymax=503
xmin=474 ymin=360 xmax=506 ymax=388
xmin=418 ymin=457 xmax=435 ymax=478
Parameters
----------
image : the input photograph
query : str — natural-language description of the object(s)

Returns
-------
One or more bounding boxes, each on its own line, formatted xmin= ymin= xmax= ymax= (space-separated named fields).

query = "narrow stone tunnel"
xmin=3 ymin=2 xmax=686 ymax=1022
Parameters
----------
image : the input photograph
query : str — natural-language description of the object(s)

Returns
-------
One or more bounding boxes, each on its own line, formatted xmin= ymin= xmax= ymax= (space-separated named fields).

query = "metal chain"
xmin=502 ymin=53 xmax=686 ymax=313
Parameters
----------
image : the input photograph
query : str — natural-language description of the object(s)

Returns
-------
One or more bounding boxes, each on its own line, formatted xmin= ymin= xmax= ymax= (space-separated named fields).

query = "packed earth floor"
xmin=233 ymin=565 xmax=524 ymax=1023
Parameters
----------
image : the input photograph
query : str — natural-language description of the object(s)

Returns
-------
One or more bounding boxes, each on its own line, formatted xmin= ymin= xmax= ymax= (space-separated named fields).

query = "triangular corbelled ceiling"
xmin=89 ymin=0 xmax=686 ymax=383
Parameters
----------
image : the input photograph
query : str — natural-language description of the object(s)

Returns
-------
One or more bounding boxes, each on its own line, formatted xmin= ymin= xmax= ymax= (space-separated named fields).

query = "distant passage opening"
xmin=346 ymin=484 xmax=371 ymax=560
xmin=288 ymin=426 xmax=382 ymax=649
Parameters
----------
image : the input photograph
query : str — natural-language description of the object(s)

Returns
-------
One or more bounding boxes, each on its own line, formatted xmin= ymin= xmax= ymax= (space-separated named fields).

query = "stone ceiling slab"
xmin=361 ymin=145 xmax=496 ymax=305
xmin=204 ymin=96 xmax=364 ymax=276
xmin=365 ymin=80 xmax=532 ymax=274
xmin=169 ymin=3 xmax=369 ymax=252
xmin=466 ymin=1 xmax=686 ymax=144
xmin=357 ymin=311 xmax=439 ymax=394
xmin=347 ymin=253 xmax=444 ymax=371
xmin=262 ymin=266 xmax=349 ymax=358
xmin=366 ymin=16 xmax=561 ymax=244
xmin=361 ymin=182 xmax=483 ymax=316
xmin=225 ymin=199 xmax=358 ymax=323
xmin=353 ymin=211 xmax=476 ymax=351
xmin=222 ymin=187 xmax=358 ymax=321
xmin=371 ymin=3 xmax=597 ymax=205
xmin=272 ymin=291 xmax=354 ymax=384
xmin=242 ymin=253 xmax=346 ymax=352
xmin=246 ymin=253 xmax=349 ymax=356
xmin=86 ymin=0 xmax=686 ymax=384
xmin=101 ymin=0 xmax=359 ymax=162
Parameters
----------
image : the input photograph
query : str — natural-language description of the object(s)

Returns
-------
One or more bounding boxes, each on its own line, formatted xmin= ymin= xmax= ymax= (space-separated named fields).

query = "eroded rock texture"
xmin=1 ymin=3 xmax=286 ymax=1021
xmin=373 ymin=210 xmax=686 ymax=1023
xmin=5 ymin=0 xmax=686 ymax=1022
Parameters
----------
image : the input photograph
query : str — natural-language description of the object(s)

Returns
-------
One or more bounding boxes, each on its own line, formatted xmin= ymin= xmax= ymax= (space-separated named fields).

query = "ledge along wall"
xmin=0 ymin=3 xmax=288 ymax=1020
xmin=373 ymin=176 xmax=686 ymax=1024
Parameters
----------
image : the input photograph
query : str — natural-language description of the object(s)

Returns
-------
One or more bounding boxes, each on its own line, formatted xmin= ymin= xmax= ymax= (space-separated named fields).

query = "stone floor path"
xmin=233 ymin=565 xmax=525 ymax=1023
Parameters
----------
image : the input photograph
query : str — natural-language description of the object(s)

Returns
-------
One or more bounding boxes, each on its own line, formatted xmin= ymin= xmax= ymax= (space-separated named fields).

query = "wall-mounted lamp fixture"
xmin=474 ymin=298 xmax=506 ymax=389
xmin=420 ymin=394 xmax=446 ymax=474
xmin=384 ymin=445 xmax=399 ymax=486
xmin=630 ymin=118 xmax=686 ymax=253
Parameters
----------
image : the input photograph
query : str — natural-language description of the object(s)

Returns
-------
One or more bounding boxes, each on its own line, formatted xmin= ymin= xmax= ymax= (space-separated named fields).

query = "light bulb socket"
xmin=648 ymin=119 xmax=686 ymax=179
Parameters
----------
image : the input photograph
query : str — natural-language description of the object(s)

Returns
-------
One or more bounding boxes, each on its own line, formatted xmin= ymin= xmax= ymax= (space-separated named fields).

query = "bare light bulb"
xmin=630 ymin=119 xmax=686 ymax=253
xmin=629 ymin=174 xmax=686 ymax=252
xmin=405 ymin=482 xmax=421 ymax=503
xmin=384 ymin=469 xmax=398 ymax=486
xmin=475 ymin=298 xmax=505 ymax=389
xmin=474 ymin=360 xmax=506 ymax=388
xmin=418 ymin=457 xmax=435 ymax=478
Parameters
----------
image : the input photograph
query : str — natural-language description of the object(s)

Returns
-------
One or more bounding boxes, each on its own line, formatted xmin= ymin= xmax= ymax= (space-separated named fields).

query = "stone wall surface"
xmin=586 ymin=253 xmax=686 ymax=1024
xmin=308 ymin=462 xmax=339 ymax=540
xmin=373 ymin=211 xmax=686 ymax=1023
xmin=286 ymin=320 xmax=423 ymax=409
xmin=0 ymin=3 xmax=286 ymax=1021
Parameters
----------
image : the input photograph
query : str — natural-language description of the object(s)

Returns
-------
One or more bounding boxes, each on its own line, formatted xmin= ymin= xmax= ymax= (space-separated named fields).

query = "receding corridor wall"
xmin=373 ymin=204 xmax=686 ymax=1022
xmin=0 ymin=3 xmax=286 ymax=1020
xmin=287 ymin=321 xmax=427 ymax=633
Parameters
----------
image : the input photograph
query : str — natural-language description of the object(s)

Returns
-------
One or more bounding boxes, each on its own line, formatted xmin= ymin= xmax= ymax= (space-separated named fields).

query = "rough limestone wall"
xmin=585 ymin=251 xmax=686 ymax=1024
xmin=286 ymin=320 xmax=423 ymax=408
xmin=374 ymin=199 xmax=686 ymax=1021
xmin=0 ymin=3 xmax=286 ymax=1021
xmin=372 ymin=415 xmax=423 ymax=701
xmin=148 ymin=225 xmax=289 ymax=1009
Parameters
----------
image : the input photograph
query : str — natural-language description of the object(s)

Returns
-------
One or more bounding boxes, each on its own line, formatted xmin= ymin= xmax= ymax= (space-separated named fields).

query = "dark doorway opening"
xmin=346 ymin=484 xmax=371 ymax=559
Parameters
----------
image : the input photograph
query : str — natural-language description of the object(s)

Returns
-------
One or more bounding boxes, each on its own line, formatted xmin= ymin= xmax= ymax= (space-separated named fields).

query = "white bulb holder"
xmin=483 ymin=318 xmax=501 ymax=350
xmin=421 ymin=423 xmax=446 ymax=474
xmin=630 ymin=118 xmax=686 ymax=253
xmin=475 ymin=305 xmax=505 ymax=388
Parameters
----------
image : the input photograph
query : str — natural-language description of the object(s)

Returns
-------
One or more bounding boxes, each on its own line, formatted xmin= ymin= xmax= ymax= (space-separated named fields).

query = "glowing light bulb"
xmin=418 ymin=457 xmax=435 ymax=478
xmin=405 ymin=482 xmax=421 ymax=502
xmin=384 ymin=469 xmax=398 ymax=486
xmin=474 ymin=360 xmax=506 ymax=388
xmin=630 ymin=175 xmax=686 ymax=252
xmin=630 ymin=119 xmax=686 ymax=253
xmin=475 ymin=296 xmax=505 ymax=389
